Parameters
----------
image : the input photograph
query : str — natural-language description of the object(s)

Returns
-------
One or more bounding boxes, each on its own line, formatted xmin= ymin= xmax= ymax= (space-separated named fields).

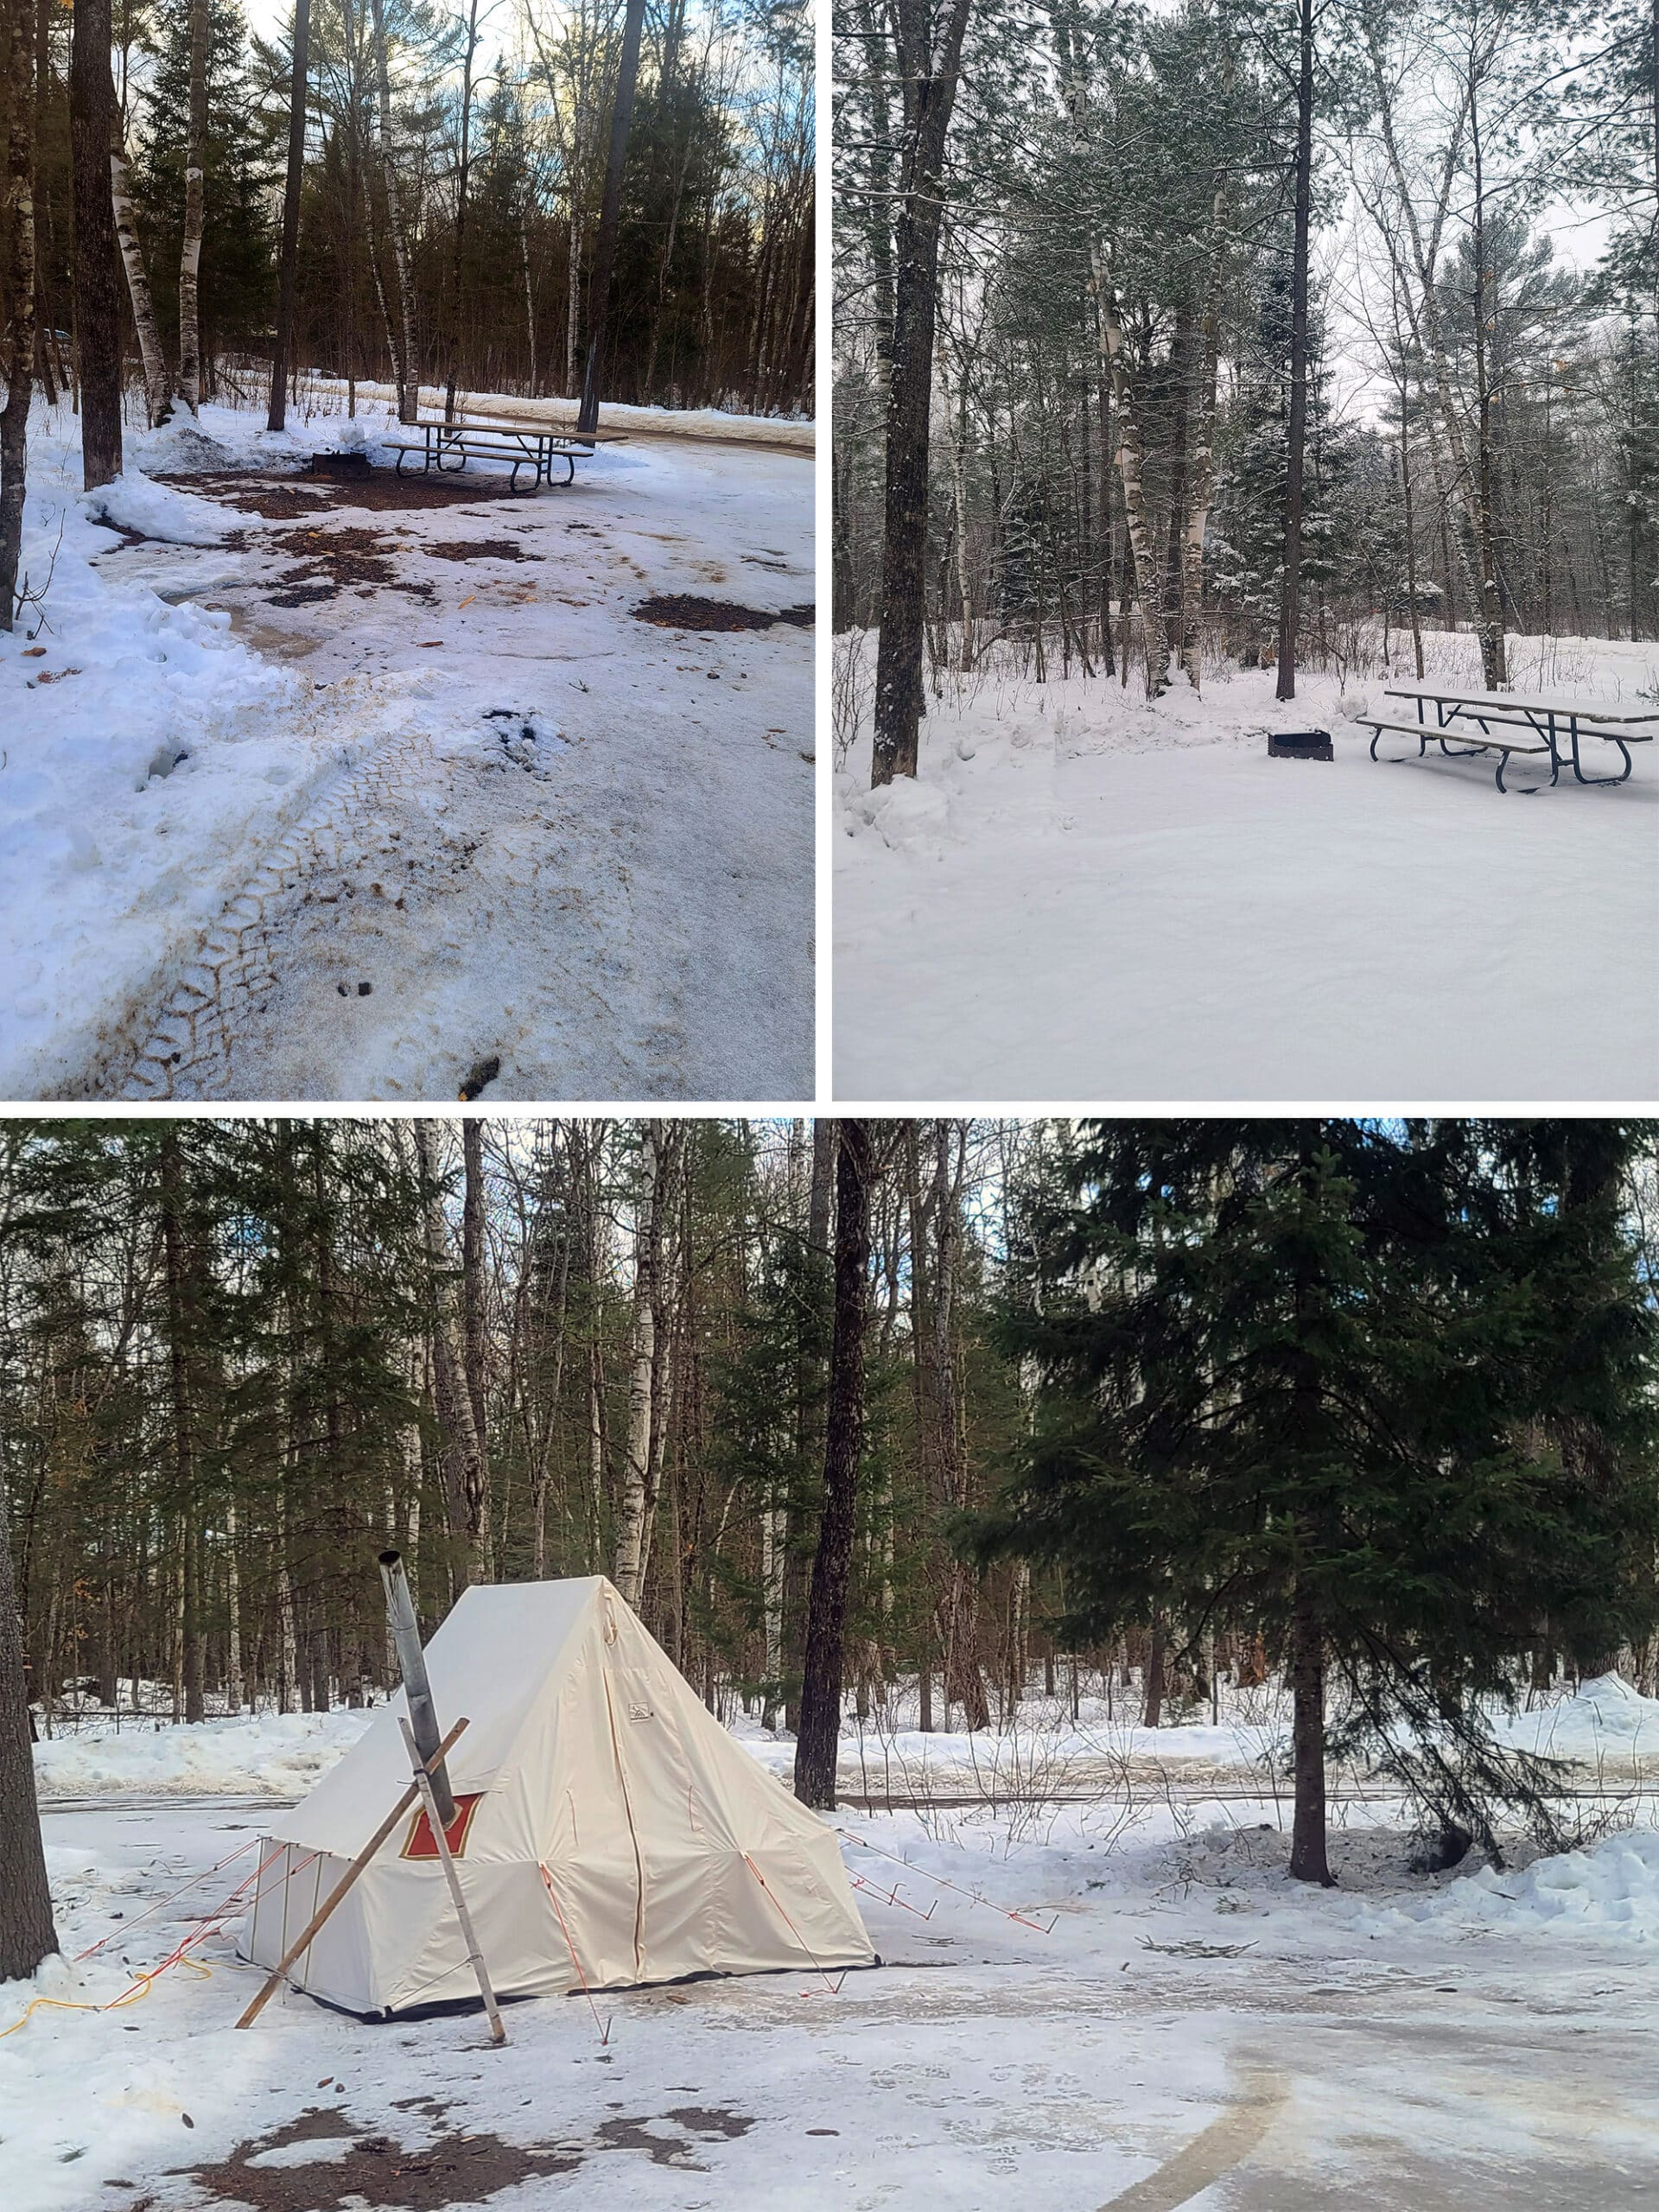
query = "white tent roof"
xmin=239 ymin=1577 xmax=874 ymax=2017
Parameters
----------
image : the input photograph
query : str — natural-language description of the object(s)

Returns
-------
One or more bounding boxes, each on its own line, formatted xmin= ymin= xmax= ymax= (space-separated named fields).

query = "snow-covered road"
xmin=3 ymin=403 xmax=813 ymax=1101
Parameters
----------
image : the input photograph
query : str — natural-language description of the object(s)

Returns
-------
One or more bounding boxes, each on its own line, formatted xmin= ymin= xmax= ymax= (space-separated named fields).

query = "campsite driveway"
xmin=60 ymin=430 xmax=813 ymax=1102
xmin=17 ymin=1801 xmax=1659 ymax=2212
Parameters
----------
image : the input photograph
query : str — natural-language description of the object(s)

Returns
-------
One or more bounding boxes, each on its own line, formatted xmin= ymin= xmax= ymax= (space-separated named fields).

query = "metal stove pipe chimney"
xmin=378 ymin=1549 xmax=457 ymax=1829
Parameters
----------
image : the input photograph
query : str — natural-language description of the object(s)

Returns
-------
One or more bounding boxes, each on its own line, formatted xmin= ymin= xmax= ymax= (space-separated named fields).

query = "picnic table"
xmin=1357 ymin=682 xmax=1657 ymax=793
xmin=385 ymin=416 xmax=627 ymax=491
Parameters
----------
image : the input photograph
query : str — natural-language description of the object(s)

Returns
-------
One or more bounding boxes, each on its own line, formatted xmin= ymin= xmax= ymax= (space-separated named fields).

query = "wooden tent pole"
xmin=234 ymin=1717 xmax=470 ymax=2030
xmin=399 ymin=1717 xmax=507 ymax=2044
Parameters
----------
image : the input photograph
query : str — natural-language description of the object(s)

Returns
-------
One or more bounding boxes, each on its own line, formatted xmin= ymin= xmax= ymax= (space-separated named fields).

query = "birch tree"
xmin=175 ymin=0 xmax=209 ymax=410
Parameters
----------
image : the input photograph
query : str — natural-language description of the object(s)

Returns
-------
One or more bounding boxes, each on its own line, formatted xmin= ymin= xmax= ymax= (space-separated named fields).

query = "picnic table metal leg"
xmin=1566 ymin=713 xmax=1630 ymax=785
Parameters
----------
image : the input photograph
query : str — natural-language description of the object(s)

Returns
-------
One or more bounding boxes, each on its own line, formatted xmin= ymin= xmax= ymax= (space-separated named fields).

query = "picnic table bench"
xmin=1356 ymin=683 xmax=1657 ymax=792
xmin=385 ymin=416 xmax=628 ymax=491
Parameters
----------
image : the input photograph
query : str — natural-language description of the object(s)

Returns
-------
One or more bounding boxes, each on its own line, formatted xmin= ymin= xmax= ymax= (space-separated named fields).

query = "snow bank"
xmin=1364 ymin=1829 xmax=1659 ymax=1943
xmin=328 ymin=378 xmax=814 ymax=450
xmin=1497 ymin=1673 xmax=1659 ymax=1770
xmin=32 ymin=1709 xmax=374 ymax=1799
xmin=81 ymin=470 xmax=231 ymax=547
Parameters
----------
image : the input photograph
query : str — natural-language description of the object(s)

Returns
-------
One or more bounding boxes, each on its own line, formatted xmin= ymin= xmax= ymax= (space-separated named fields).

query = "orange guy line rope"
xmin=834 ymin=1829 xmax=1060 ymax=1935
xmin=741 ymin=1853 xmax=846 ymax=1995
xmin=537 ymin=1863 xmax=612 ymax=2045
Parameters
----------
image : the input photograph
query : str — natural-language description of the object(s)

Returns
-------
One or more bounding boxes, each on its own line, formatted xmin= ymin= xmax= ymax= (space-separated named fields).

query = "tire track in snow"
xmin=73 ymin=719 xmax=441 ymax=1101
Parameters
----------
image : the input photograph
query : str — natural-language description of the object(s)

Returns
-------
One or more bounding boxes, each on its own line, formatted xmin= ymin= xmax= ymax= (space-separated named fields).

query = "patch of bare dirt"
xmin=423 ymin=537 xmax=542 ymax=563
xmin=262 ymin=524 xmax=434 ymax=605
xmin=127 ymin=2101 xmax=759 ymax=2210
xmin=149 ymin=2107 xmax=580 ymax=2212
xmin=163 ymin=468 xmax=524 ymax=516
xmin=631 ymin=594 xmax=814 ymax=632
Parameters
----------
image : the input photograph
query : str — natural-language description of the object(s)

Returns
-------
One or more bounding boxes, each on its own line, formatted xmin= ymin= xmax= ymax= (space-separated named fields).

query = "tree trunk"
xmin=869 ymin=0 xmax=974 ymax=784
xmin=1287 ymin=1577 xmax=1333 ymax=1883
xmin=443 ymin=0 xmax=480 ymax=423
xmin=267 ymin=0 xmax=311 ymax=431
xmin=461 ymin=1117 xmax=491 ymax=1551
xmin=1142 ymin=1614 xmax=1164 ymax=1728
xmin=176 ymin=0 xmax=208 ymax=410
xmin=0 ymin=1471 xmax=59 ymax=1980
xmin=575 ymin=0 xmax=646 ymax=433
xmin=794 ymin=1121 xmax=875 ymax=1811
xmin=0 ymin=0 xmax=37 ymax=635
xmin=368 ymin=0 xmax=417 ymax=422
xmin=1465 ymin=75 xmax=1508 ymax=688
xmin=158 ymin=1132 xmax=205 ymax=1723
xmin=614 ymin=1125 xmax=682 ymax=1603
xmin=110 ymin=124 xmax=168 ymax=424
xmin=1274 ymin=0 xmax=1313 ymax=702
xmin=1090 ymin=251 xmax=1169 ymax=697
xmin=70 ymin=0 xmax=123 ymax=486
xmin=413 ymin=1122 xmax=486 ymax=1588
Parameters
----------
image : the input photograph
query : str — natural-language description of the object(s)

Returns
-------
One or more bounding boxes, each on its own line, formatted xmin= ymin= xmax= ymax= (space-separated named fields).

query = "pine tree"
xmin=982 ymin=1119 xmax=1659 ymax=1882
xmin=133 ymin=0 xmax=274 ymax=378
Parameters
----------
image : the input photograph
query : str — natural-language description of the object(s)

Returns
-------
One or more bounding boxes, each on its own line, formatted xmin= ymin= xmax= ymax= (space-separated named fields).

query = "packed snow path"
xmin=835 ymin=645 xmax=1659 ymax=1101
xmin=10 ymin=410 xmax=812 ymax=1102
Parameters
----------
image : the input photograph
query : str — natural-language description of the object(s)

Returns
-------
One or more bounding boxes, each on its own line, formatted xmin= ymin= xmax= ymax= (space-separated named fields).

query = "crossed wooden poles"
xmin=236 ymin=1552 xmax=506 ymax=2043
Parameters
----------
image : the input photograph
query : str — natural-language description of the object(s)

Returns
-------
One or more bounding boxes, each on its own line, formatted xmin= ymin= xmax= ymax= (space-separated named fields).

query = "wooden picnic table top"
xmin=1383 ymin=682 xmax=1659 ymax=725
xmin=414 ymin=415 xmax=628 ymax=443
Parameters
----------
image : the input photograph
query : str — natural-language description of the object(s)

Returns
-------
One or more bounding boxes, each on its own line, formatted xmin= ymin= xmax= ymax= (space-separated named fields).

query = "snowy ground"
xmin=13 ymin=1764 xmax=1659 ymax=2208
xmin=2 ymin=400 xmax=813 ymax=1102
xmin=834 ymin=634 xmax=1659 ymax=1101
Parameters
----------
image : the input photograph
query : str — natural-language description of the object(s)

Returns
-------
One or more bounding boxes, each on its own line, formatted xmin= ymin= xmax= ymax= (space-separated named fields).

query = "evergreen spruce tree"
xmin=982 ymin=1119 xmax=1659 ymax=1883
xmin=134 ymin=0 xmax=275 ymax=372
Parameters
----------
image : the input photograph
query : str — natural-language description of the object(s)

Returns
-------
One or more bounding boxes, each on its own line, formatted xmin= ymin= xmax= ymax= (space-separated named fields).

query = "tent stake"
xmin=400 ymin=1717 xmax=507 ymax=2046
xmin=235 ymin=1717 xmax=470 ymax=2031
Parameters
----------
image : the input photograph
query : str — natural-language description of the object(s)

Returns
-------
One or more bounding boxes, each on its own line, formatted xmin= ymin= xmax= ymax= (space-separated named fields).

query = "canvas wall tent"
xmin=238 ymin=1577 xmax=875 ymax=2018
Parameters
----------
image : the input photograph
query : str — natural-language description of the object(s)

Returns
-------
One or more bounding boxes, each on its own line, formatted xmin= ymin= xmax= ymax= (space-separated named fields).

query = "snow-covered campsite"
xmin=6 ymin=1116 xmax=1659 ymax=2208
xmin=830 ymin=0 xmax=1659 ymax=1102
xmin=834 ymin=634 xmax=1658 ymax=1101
xmin=1 ymin=396 xmax=813 ymax=1101
xmin=14 ymin=1676 xmax=1659 ymax=2211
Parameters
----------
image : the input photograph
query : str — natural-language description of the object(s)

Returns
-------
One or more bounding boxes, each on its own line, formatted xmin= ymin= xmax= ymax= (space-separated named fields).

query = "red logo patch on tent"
xmin=402 ymin=1793 xmax=484 ymax=1860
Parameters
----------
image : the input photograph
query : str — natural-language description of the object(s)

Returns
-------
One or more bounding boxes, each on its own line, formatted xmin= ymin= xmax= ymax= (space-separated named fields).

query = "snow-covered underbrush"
xmin=36 ymin=1669 xmax=1659 ymax=1807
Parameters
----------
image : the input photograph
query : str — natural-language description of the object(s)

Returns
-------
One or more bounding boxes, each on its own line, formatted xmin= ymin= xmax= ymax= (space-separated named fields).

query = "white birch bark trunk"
xmin=1090 ymin=245 xmax=1169 ymax=697
xmin=176 ymin=0 xmax=208 ymax=410
xmin=612 ymin=1127 xmax=663 ymax=1605
xmin=225 ymin=1501 xmax=244 ymax=1712
xmin=111 ymin=134 xmax=169 ymax=424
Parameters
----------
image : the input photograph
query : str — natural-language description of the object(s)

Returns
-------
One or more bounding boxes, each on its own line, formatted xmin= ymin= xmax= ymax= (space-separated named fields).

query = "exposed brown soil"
xmin=632 ymin=594 xmax=814 ymax=632
xmin=423 ymin=538 xmax=541 ymax=563
xmin=156 ymin=2108 xmax=580 ymax=2212
xmin=261 ymin=524 xmax=434 ymax=605
xmin=130 ymin=2100 xmax=759 ymax=2210
xmin=161 ymin=469 xmax=524 ymax=518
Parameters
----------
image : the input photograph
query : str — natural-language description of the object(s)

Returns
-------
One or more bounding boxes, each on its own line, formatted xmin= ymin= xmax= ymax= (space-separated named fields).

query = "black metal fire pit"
xmin=1268 ymin=728 xmax=1333 ymax=760
xmin=308 ymin=450 xmax=372 ymax=479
